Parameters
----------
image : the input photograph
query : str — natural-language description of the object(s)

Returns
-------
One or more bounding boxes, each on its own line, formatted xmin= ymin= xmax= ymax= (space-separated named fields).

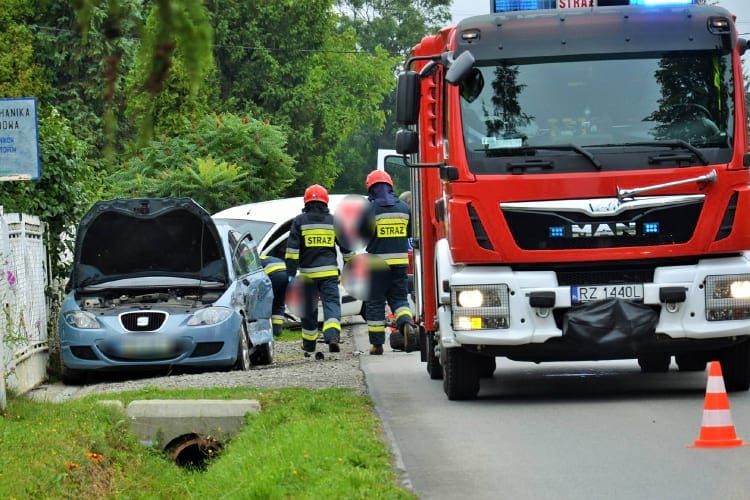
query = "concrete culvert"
xmin=166 ymin=433 xmax=223 ymax=470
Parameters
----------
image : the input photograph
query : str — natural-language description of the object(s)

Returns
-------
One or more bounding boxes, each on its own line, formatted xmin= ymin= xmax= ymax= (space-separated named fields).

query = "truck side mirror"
xmin=445 ymin=50 xmax=476 ymax=86
xmin=740 ymin=38 xmax=750 ymax=56
xmin=396 ymin=71 xmax=420 ymax=126
xmin=395 ymin=129 xmax=419 ymax=155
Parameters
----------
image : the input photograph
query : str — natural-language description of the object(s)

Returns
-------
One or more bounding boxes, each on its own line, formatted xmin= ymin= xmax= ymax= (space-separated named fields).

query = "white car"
xmin=213 ymin=195 xmax=367 ymax=323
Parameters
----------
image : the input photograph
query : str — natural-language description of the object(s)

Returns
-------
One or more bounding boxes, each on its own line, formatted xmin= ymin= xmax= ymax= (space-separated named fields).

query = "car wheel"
xmin=234 ymin=322 xmax=251 ymax=371
xmin=442 ymin=347 xmax=480 ymax=400
xmin=719 ymin=341 xmax=750 ymax=392
xmin=638 ymin=354 xmax=671 ymax=373
xmin=426 ymin=332 xmax=443 ymax=380
xmin=59 ymin=350 xmax=87 ymax=385
xmin=250 ymin=341 xmax=274 ymax=366
xmin=61 ymin=364 xmax=87 ymax=385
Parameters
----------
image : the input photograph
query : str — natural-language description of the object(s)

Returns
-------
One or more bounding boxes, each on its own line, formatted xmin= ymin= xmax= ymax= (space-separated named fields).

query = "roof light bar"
xmin=493 ymin=0 xmax=698 ymax=13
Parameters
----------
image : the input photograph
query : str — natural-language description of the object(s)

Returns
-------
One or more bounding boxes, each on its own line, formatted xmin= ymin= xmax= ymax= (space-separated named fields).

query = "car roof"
xmin=212 ymin=194 xmax=358 ymax=224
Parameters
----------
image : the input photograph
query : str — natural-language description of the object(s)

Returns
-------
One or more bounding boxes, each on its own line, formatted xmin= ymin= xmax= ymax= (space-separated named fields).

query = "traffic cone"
xmin=689 ymin=361 xmax=747 ymax=448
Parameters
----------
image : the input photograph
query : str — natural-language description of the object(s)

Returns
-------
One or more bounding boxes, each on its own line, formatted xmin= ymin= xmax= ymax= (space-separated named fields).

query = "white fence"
xmin=0 ymin=211 xmax=49 ymax=395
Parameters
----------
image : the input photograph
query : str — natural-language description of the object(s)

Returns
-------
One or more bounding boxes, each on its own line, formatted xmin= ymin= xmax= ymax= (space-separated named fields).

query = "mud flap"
xmin=562 ymin=298 xmax=658 ymax=353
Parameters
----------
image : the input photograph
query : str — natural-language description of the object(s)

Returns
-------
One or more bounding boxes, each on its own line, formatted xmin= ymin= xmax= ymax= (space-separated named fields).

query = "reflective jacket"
xmin=260 ymin=255 xmax=286 ymax=276
xmin=285 ymin=202 xmax=354 ymax=279
xmin=358 ymin=184 xmax=411 ymax=267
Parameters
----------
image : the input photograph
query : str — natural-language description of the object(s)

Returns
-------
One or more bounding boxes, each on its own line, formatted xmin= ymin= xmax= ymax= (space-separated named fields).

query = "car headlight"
xmin=705 ymin=274 xmax=750 ymax=321
xmin=64 ymin=310 xmax=101 ymax=329
xmin=451 ymin=284 xmax=510 ymax=330
xmin=188 ymin=306 xmax=232 ymax=326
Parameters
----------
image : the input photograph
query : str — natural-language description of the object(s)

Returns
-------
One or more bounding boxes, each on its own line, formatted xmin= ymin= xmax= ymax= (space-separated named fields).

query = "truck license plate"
xmin=571 ymin=284 xmax=643 ymax=304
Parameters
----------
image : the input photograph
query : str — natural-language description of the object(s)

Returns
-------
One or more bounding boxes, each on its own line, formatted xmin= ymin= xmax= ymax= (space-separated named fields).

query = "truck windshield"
xmin=460 ymin=52 xmax=733 ymax=174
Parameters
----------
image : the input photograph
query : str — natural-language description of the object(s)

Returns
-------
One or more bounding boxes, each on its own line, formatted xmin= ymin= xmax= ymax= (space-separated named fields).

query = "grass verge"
xmin=0 ymin=386 xmax=414 ymax=499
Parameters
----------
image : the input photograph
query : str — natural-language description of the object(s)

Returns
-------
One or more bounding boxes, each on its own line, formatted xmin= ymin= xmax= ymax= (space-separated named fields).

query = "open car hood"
xmin=71 ymin=197 xmax=229 ymax=290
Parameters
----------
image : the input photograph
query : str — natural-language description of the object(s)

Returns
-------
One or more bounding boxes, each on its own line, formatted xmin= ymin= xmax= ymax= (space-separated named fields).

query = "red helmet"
xmin=304 ymin=184 xmax=329 ymax=205
xmin=366 ymin=170 xmax=393 ymax=191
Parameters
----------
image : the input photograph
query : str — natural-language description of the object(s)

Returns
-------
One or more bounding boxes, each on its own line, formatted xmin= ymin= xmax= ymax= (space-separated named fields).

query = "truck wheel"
xmin=443 ymin=347 xmax=480 ymax=400
xmin=426 ymin=332 xmax=443 ymax=380
xmin=719 ymin=341 xmax=750 ymax=392
xmin=675 ymin=353 xmax=707 ymax=372
xmin=637 ymin=354 xmax=671 ymax=373
xmin=478 ymin=356 xmax=496 ymax=378
xmin=419 ymin=326 xmax=427 ymax=363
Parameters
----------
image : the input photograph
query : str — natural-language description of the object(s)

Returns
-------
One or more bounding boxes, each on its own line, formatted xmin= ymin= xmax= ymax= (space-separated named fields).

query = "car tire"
xmin=442 ymin=347 xmax=480 ymax=400
xmin=59 ymin=350 xmax=87 ymax=385
xmin=250 ymin=341 xmax=274 ymax=366
xmin=61 ymin=364 xmax=87 ymax=385
xmin=234 ymin=323 xmax=251 ymax=371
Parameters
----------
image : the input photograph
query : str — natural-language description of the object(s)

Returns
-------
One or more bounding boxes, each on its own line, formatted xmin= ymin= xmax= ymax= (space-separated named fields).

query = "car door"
xmin=230 ymin=231 xmax=273 ymax=323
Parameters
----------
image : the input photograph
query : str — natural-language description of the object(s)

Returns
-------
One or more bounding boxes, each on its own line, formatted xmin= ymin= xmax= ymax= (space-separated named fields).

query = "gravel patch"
xmin=26 ymin=322 xmax=368 ymax=403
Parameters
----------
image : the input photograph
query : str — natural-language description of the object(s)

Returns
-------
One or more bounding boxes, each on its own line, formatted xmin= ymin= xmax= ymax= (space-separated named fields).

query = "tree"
xmin=0 ymin=108 xmax=99 ymax=282
xmin=110 ymin=112 xmax=297 ymax=211
xmin=332 ymin=0 xmax=451 ymax=194
xmin=209 ymin=0 xmax=398 ymax=194
xmin=0 ymin=0 xmax=50 ymax=100
xmin=0 ymin=0 xmax=100 ymax=282
xmin=34 ymin=0 xmax=142 ymax=158
xmin=120 ymin=0 xmax=216 ymax=148
xmin=72 ymin=0 xmax=213 ymax=150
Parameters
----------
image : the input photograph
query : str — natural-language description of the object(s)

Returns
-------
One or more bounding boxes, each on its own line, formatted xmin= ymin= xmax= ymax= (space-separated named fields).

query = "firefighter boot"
xmin=389 ymin=327 xmax=405 ymax=351
xmin=302 ymin=339 xmax=317 ymax=353
xmin=328 ymin=340 xmax=340 ymax=353
xmin=403 ymin=323 xmax=419 ymax=353
xmin=369 ymin=344 xmax=384 ymax=355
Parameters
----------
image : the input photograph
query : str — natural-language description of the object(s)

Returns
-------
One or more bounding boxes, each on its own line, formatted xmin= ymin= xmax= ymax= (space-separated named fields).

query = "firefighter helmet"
xmin=366 ymin=170 xmax=393 ymax=191
xmin=304 ymin=184 xmax=329 ymax=205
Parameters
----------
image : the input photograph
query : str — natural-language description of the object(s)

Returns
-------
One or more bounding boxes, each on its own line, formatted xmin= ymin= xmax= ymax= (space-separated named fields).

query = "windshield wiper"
xmin=487 ymin=144 xmax=602 ymax=170
xmin=587 ymin=140 xmax=709 ymax=166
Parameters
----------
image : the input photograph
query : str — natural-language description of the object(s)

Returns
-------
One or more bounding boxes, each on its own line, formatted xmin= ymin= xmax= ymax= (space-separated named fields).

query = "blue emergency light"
xmin=629 ymin=0 xmax=694 ymax=5
xmin=493 ymin=0 xmax=696 ymax=13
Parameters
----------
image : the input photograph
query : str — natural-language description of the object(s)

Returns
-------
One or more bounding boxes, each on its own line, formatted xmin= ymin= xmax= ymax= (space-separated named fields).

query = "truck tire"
xmin=675 ymin=353 xmax=707 ymax=372
xmin=719 ymin=341 xmax=750 ymax=392
xmin=637 ymin=354 xmax=671 ymax=373
xmin=426 ymin=332 xmax=443 ymax=380
xmin=443 ymin=347 xmax=480 ymax=400
xmin=478 ymin=356 xmax=496 ymax=378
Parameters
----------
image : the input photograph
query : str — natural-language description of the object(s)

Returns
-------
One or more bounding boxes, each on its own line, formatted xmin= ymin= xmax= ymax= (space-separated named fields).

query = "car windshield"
xmin=213 ymin=218 xmax=275 ymax=244
xmin=460 ymin=52 xmax=734 ymax=173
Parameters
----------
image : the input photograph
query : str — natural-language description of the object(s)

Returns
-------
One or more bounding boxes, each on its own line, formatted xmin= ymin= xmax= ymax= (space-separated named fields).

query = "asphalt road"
xmin=353 ymin=324 xmax=750 ymax=500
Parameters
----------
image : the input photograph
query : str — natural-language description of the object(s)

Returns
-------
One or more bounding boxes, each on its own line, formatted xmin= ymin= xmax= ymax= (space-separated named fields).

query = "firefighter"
xmin=358 ymin=170 xmax=417 ymax=355
xmin=285 ymin=184 xmax=354 ymax=353
xmin=259 ymin=254 xmax=288 ymax=337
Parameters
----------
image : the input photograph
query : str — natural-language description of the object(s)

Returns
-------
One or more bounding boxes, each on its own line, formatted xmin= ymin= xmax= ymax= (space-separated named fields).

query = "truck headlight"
xmin=451 ymin=284 xmax=510 ymax=330
xmin=705 ymin=274 xmax=750 ymax=321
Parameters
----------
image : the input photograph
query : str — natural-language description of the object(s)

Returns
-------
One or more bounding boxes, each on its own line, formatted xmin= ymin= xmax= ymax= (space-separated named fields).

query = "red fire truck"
xmin=392 ymin=0 xmax=750 ymax=399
